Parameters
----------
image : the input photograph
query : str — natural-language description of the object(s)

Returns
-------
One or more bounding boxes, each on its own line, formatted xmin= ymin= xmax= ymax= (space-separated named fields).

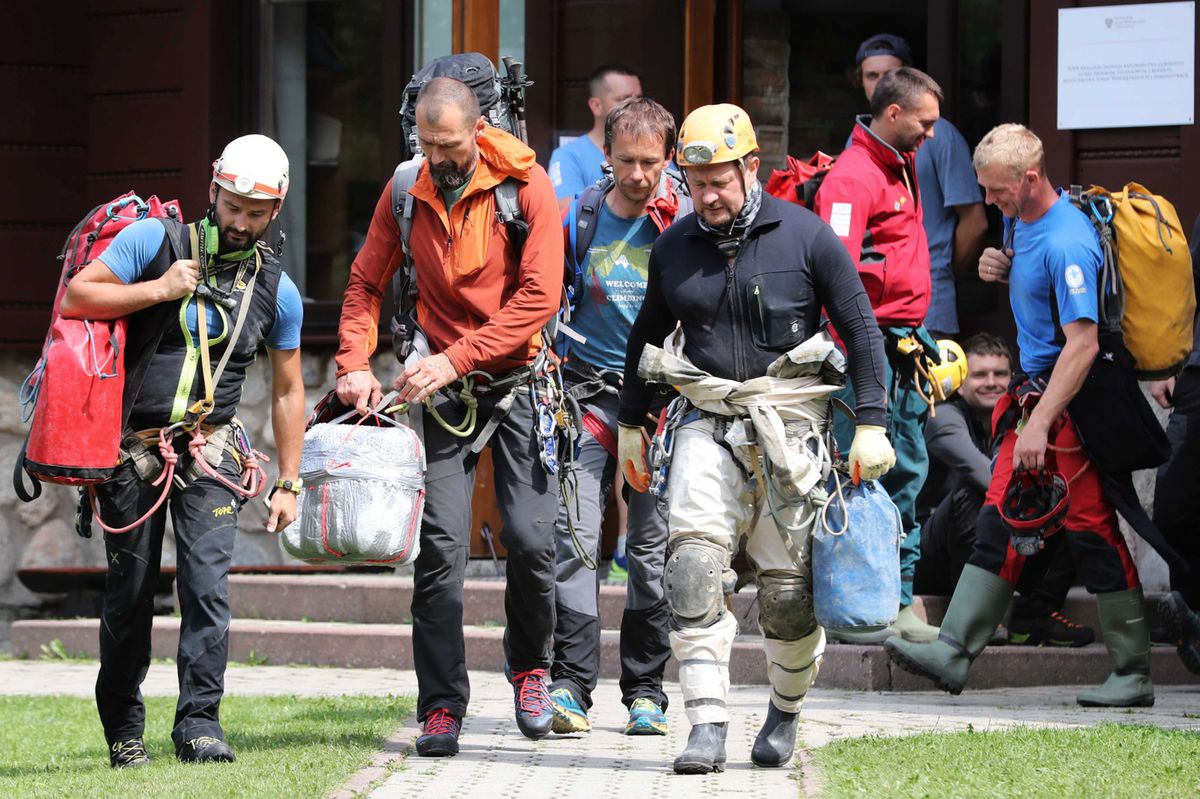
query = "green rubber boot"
xmin=1077 ymin=588 xmax=1155 ymax=708
xmin=885 ymin=565 xmax=1014 ymax=694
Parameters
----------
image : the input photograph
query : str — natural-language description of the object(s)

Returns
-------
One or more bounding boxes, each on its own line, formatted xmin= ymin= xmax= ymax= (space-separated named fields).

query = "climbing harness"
xmin=81 ymin=221 xmax=270 ymax=537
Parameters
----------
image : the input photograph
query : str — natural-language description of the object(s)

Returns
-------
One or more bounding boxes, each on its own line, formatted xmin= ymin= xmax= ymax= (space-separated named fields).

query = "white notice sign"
xmin=1058 ymin=2 xmax=1195 ymax=129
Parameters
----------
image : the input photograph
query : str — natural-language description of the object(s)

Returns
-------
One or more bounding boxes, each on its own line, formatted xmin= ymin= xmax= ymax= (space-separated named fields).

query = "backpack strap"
xmin=494 ymin=176 xmax=528 ymax=252
xmin=572 ymin=177 xmax=612 ymax=269
xmin=389 ymin=157 xmax=424 ymax=361
xmin=120 ymin=215 xmax=189 ymax=430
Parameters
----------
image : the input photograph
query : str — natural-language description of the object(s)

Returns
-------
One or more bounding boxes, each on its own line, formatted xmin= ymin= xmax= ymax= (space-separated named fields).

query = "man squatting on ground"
xmin=60 ymin=134 xmax=306 ymax=767
xmin=547 ymin=97 xmax=688 ymax=737
xmin=887 ymin=123 xmax=1156 ymax=708
xmin=618 ymin=103 xmax=894 ymax=774
xmin=815 ymin=67 xmax=944 ymax=644
xmin=914 ymin=333 xmax=1094 ymax=647
xmin=336 ymin=77 xmax=563 ymax=755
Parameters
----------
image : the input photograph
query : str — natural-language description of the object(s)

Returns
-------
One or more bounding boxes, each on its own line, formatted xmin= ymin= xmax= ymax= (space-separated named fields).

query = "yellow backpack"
xmin=1070 ymin=183 xmax=1195 ymax=379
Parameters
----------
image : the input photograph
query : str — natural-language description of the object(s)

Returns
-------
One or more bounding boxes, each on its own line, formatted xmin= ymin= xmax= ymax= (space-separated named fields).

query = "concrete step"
xmin=228 ymin=574 xmax=765 ymax=634
xmin=229 ymin=575 xmax=1134 ymax=642
xmin=12 ymin=617 xmax=1198 ymax=691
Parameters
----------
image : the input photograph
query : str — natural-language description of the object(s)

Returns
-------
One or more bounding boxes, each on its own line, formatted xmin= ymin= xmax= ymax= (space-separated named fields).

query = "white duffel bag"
xmin=283 ymin=397 xmax=425 ymax=565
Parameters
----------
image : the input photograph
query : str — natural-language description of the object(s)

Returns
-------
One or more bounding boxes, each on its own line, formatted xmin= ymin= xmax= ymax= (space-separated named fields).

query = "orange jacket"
xmin=336 ymin=127 xmax=562 ymax=378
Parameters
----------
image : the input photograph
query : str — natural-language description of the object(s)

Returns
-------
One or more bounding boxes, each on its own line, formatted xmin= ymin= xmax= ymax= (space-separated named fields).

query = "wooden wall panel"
xmin=553 ymin=0 xmax=686 ymax=141
xmin=1 ymin=4 xmax=86 ymax=64
xmin=85 ymin=11 xmax=186 ymax=94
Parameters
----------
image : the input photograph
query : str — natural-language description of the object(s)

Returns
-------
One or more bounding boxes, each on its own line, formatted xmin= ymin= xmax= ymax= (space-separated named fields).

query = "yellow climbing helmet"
xmin=930 ymin=339 xmax=968 ymax=399
xmin=677 ymin=103 xmax=758 ymax=166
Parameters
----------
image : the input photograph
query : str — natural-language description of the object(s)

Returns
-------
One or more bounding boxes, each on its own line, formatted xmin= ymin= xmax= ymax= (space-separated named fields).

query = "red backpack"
xmin=15 ymin=192 xmax=184 ymax=501
xmin=765 ymin=152 xmax=835 ymax=209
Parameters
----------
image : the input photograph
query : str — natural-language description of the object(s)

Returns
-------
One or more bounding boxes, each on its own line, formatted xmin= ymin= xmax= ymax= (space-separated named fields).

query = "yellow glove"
xmin=847 ymin=424 xmax=895 ymax=483
xmin=618 ymin=423 xmax=651 ymax=493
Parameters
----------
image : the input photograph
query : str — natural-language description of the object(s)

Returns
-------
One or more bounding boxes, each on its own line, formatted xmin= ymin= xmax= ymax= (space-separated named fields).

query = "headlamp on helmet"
xmin=1000 ymin=469 xmax=1070 ymax=557
xmin=677 ymin=104 xmax=758 ymax=167
xmin=212 ymin=134 xmax=290 ymax=201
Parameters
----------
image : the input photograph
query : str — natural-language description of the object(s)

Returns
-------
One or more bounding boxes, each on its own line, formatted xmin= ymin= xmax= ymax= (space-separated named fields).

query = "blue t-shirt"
xmin=570 ymin=202 xmax=656 ymax=371
xmin=549 ymin=136 xmax=606 ymax=202
xmin=918 ymin=118 xmax=983 ymax=334
xmin=1007 ymin=194 xmax=1101 ymax=377
xmin=99 ymin=218 xmax=304 ymax=350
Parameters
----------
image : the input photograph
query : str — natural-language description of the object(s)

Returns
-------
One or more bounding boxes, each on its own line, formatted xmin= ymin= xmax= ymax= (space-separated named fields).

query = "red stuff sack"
xmin=764 ymin=152 xmax=835 ymax=209
xmin=15 ymin=193 xmax=183 ymax=500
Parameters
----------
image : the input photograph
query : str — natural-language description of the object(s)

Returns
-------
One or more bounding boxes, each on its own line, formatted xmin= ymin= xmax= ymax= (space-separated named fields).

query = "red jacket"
xmin=814 ymin=118 xmax=930 ymax=327
xmin=336 ymin=127 xmax=562 ymax=377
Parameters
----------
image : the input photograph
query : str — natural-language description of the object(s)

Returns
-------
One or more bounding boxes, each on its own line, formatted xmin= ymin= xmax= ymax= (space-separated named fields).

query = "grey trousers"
xmin=550 ymin=388 xmax=671 ymax=710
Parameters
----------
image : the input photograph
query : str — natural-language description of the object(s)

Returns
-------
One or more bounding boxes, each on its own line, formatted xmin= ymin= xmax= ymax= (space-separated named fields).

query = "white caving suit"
xmin=639 ymin=327 xmax=845 ymax=726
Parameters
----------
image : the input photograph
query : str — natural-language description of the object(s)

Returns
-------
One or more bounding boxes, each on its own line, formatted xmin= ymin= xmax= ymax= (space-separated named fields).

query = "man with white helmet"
xmin=62 ymin=134 xmax=306 ymax=767
xmin=618 ymin=103 xmax=893 ymax=773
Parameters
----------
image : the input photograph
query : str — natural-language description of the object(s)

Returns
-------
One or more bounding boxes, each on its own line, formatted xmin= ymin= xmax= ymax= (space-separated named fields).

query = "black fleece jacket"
xmin=619 ymin=192 xmax=887 ymax=427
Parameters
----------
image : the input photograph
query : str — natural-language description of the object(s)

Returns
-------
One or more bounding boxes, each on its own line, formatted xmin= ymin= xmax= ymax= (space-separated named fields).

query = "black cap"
xmin=855 ymin=33 xmax=913 ymax=67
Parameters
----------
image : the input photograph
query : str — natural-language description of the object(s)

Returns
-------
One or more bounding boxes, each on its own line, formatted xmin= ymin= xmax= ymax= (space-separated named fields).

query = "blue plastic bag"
xmin=812 ymin=473 xmax=901 ymax=629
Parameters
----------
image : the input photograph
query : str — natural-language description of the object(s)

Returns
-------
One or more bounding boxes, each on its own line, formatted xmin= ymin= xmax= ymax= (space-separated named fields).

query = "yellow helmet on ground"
xmin=930 ymin=339 xmax=968 ymax=399
xmin=677 ymin=103 xmax=758 ymax=166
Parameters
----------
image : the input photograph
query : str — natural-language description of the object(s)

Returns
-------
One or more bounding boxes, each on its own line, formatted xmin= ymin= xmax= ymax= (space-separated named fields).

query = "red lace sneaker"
xmin=1010 ymin=610 xmax=1095 ymax=647
xmin=415 ymin=707 xmax=461 ymax=757
xmin=507 ymin=666 xmax=554 ymax=739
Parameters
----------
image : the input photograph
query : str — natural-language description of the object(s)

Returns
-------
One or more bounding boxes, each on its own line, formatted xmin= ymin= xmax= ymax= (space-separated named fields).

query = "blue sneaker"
xmin=549 ymin=687 xmax=592 ymax=733
xmin=625 ymin=697 xmax=669 ymax=735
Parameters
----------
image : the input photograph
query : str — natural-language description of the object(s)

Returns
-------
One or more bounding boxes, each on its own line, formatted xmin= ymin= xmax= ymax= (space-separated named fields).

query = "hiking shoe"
xmin=607 ymin=561 xmax=629 ymax=583
xmin=1158 ymin=591 xmax=1200 ymax=675
xmin=1009 ymin=610 xmax=1095 ymax=647
xmin=176 ymin=735 xmax=235 ymax=763
xmin=415 ymin=707 xmax=461 ymax=756
xmin=108 ymin=737 xmax=149 ymax=769
xmin=508 ymin=667 xmax=554 ymax=739
xmin=625 ymin=697 xmax=668 ymax=736
xmin=549 ymin=688 xmax=591 ymax=734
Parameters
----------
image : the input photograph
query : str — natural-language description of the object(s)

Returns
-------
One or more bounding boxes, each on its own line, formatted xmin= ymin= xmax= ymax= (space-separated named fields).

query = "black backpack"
xmin=390 ymin=53 xmax=534 ymax=360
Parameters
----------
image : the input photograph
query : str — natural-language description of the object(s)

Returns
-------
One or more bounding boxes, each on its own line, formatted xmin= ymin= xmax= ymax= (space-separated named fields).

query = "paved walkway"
xmin=2 ymin=661 xmax=1198 ymax=798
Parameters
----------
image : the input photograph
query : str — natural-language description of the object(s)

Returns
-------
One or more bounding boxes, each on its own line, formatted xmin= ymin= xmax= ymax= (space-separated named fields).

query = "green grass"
xmin=0 ymin=693 xmax=415 ymax=799
xmin=812 ymin=722 xmax=1200 ymax=799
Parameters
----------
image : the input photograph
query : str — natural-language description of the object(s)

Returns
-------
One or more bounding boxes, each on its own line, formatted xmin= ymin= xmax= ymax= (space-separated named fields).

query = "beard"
xmin=218 ymin=225 xmax=255 ymax=253
xmin=429 ymin=158 xmax=472 ymax=192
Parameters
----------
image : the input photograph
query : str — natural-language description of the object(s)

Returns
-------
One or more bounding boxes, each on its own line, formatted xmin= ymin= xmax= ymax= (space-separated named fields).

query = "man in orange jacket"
xmin=336 ymin=76 xmax=563 ymax=756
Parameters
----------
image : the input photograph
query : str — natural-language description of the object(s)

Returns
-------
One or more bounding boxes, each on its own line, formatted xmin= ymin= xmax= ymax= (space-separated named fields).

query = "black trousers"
xmin=916 ymin=485 xmax=1078 ymax=618
xmin=413 ymin=385 xmax=558 ymax=722
xmin=93 ymin=451 xmax=241 ymax=748
xmin=1155 ymin=366 xmax=1200 ymax=608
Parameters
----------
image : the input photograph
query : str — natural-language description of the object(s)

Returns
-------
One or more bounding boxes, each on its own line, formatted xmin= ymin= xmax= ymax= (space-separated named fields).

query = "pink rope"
xmin=90 ymin=426 xmax=180 ymax=535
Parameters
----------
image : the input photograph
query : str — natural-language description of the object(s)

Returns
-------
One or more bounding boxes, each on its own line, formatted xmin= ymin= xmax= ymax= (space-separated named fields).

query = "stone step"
xmin=228 ymin=574 xmax=767 ymax=633
xmin=12 ymin=617 xmax=1197 ymax=691
xmin=228 ymin=574 xmax=1128 ymax=639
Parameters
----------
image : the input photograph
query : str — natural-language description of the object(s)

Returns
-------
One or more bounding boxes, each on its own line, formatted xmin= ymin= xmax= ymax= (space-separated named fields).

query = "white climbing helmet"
xmin=211 ymin=134 xmax=290 ymax=201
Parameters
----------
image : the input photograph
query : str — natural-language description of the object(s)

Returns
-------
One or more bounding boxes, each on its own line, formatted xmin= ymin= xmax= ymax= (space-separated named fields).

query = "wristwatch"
xmin=269 ymin=477 xmax=303 ymax=500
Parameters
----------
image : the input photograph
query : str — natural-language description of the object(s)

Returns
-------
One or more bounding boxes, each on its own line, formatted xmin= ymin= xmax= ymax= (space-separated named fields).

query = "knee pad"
xmin=757 ymin=574 xmax=817 ymax=640
xmin=664 ymin=541 xmax=726 ymax=628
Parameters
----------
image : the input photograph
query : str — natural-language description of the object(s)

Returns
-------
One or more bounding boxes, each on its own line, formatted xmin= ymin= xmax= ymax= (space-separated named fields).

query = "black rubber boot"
xmin=750 ymin=702 xmax=800 ymax=768
xmin=1158 ymin=590 xmax=1200 ymax=676
xmin=885 ymin=565 xmax=1014 ymax=694
xmin=673 ymin=722 xmax=727 ymax=775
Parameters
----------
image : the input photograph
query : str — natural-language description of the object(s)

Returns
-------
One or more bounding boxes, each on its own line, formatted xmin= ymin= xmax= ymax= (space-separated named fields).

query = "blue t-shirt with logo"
xmin=98 ymin=218 xmax=304 ymax=350
xmin=549 ymin=135 xmax=606 ymax=202
xmin=1007 ymin=193 xmax=1101 ymax=377
xmin=570 ymin=202 xmax=656 ymax=372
